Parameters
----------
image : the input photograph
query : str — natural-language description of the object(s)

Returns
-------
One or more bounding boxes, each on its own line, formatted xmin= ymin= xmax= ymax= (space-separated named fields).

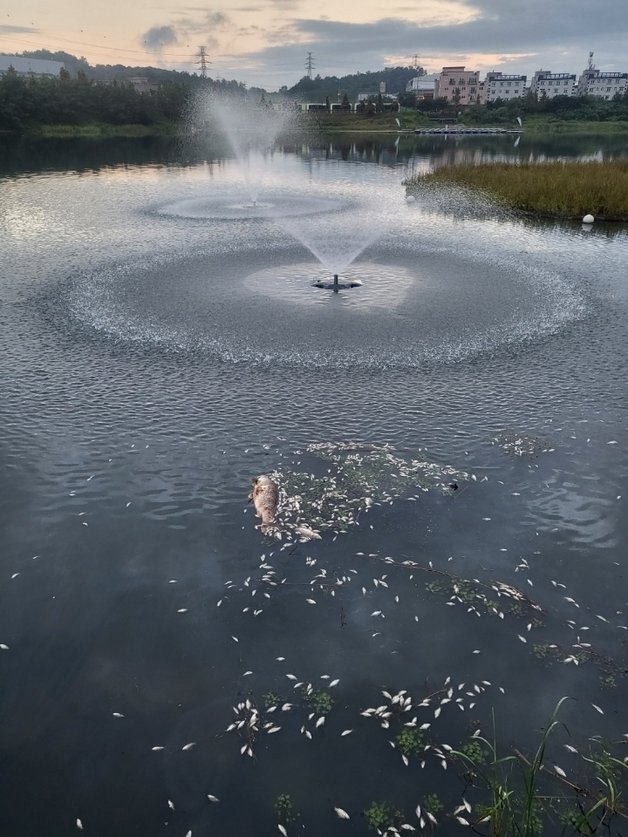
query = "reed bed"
xmin=406 ymin=160 xmax=628 ymax=219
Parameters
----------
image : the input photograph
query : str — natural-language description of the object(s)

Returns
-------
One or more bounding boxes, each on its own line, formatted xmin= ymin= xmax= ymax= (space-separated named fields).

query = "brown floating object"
xmin=250 ymin=475 xmax=279 ymax=532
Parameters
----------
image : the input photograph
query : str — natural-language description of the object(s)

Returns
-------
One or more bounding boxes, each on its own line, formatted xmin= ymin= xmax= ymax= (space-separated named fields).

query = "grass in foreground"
xmin=406 ymin=160 xmax=628 ymax=219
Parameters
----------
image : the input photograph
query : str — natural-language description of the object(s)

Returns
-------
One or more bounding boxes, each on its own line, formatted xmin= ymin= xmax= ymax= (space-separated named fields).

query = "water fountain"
xmin=195 ymin=92 xmax=398 ymax=291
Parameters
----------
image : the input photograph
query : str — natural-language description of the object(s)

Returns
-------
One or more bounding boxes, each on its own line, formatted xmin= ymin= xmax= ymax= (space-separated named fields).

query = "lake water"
xmin=1 ymin=131 xmax=627 ymax=835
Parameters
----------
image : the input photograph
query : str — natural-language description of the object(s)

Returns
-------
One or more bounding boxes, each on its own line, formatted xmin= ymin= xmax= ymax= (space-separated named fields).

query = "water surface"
xmin=1 ymin=133 xmax=627 ymax=836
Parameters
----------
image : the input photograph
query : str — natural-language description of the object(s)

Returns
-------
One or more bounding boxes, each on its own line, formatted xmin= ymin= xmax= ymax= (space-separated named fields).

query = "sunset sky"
xmin=1 ymin=0 xmax=627 ymax=90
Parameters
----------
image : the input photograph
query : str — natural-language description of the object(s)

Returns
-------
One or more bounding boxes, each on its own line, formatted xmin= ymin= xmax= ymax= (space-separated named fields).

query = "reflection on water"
xmin=2 ymin=127 xmax=627 ymax=178
xmin=0 ymin=135 xmax=627 ymax=836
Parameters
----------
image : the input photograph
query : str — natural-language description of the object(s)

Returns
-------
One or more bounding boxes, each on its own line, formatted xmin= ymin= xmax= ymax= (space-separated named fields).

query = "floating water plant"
xmin=274 ymin=793 xmax=297 ymax=825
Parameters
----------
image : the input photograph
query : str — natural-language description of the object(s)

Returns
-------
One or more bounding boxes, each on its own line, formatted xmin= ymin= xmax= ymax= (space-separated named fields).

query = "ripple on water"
xmin=155 ymin=193 xmax=344 ymax=221
xmin=62 ymin=239 xmax=586 ymax=371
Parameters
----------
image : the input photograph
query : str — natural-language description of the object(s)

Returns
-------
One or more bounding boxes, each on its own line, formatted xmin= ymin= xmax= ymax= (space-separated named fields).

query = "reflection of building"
xmin=405 ymin=73 xmax=438 ymax=100
xmin=578 ymin=52 xmax=628 ymax=99
xmin=530 ymin=69 xmax=576 ymax=98
xmin=435 ymin=67 xmax=480 ymax=105
xmin=481 ymin=71 xmax=527 ymax=103
xmin=0 ymin=54 xmax=64 ymax=78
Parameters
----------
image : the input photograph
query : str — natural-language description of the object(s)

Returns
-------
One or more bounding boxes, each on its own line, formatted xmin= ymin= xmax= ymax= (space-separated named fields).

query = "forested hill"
xmin=10 ymin=51 xmax=423 ymax=101
xmin=11 ymin=50 xmax=242 ymax=89
xmin=283 ymin=67 xmax=425 ymax=101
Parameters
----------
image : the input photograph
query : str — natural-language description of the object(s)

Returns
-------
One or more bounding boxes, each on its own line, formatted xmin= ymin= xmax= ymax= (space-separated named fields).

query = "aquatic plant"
xmin=364 ymin=800 xmax=404 ymax=833
xmin=395 ymin=727 xmax=425 ymax=756
xmin=451 ymin=698 xmax=628 ymax=836
xmin=405 ymin=160 xmax=628 ymax=219
xmin=274 ymin=793 xmax=297 ymax=824
xmin=302 ymin=687 xmax=334 ymax=716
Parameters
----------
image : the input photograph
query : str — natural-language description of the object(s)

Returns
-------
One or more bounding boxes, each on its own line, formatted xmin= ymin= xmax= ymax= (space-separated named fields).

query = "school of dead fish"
xmin=6 ymin=439 xmax=623 ymax=834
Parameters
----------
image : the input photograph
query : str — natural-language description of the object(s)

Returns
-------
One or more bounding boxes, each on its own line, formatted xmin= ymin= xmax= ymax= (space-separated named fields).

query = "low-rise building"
xmin=435 ymin=66 xmax=480 ymax=105
xmin=482 ymin=71 xmax=527 ymax=103
xmin=578 ymin=53 xmax=627 ymax=99
xmin=127 ymin=76 xmax=160 ymax=94
xmin=0 ymin=54 xmax=64 ymax=78
xmin=405 ymin=73 xmax=438 ymax=100
xmin=530 ymin=69 xmax=576 ymax=98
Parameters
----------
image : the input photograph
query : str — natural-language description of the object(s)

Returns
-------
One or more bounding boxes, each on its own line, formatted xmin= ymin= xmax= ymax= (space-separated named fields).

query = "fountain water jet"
xmin=266 ymin=171 xmax=404 ymax=291
xmin=192 ymin=93 xmax=404 ymax=290
xmin=194 ymin=90 xmax=296 ymax=207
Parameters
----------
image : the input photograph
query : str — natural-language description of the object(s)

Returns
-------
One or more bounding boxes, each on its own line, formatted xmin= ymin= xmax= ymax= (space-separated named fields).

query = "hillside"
xmin=283 ymin=66 xmax=424 ymax=101
xmin=8 ymin=51 xmax=424 ymax=102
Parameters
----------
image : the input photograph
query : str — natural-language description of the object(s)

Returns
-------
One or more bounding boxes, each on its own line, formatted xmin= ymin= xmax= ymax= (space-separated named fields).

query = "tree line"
xmin=0 ymin=66 xmax=246 ymax=131
xmin=401 ymin=90 xmax=628 ymax=123
xmin=282 ymin=66 xmax=424 ymax=102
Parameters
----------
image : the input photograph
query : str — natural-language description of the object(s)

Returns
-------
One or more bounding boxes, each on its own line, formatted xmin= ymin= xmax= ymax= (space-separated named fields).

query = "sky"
xmin=1 ymin=0 xmax=627 ymax=90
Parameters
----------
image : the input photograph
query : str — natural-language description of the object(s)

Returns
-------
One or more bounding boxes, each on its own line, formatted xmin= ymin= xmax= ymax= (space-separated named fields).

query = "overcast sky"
xmin=1 ymin=0 xmax=627 ymax=90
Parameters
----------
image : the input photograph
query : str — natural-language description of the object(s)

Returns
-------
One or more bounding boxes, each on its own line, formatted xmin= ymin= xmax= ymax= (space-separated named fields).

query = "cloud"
xmin=0 ymin=24 xmax=38 ymax=33
xmin=202 ymin=11 xmax=230 ymax=27
xmin=218 ymin=0 xmax=628 ymax=89
xmin=141 ymin=25 xmax=179 ymax=52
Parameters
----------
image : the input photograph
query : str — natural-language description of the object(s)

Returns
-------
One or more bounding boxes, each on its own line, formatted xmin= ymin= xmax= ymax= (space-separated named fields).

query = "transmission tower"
xmin=305 ymin=52 xmax=315 ymax=79
xmin=196 ymin=46 xmax=210 ymax=78
xmin=412 ymin=53 xmax=420 ymax=70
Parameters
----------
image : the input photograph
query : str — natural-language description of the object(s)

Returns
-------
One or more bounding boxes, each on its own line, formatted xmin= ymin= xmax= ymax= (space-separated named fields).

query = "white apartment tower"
xmin=482 ymin=71 xmax=527 ymax=102
xmin=578 ymin=52 xmax=628 ymax=99
xmin=530 ymin=69 xmax=576 ymax=98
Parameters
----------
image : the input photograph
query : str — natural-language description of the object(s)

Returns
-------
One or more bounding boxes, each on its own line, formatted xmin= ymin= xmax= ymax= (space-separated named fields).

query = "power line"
xmin=0 ymin=32 xmax=194 ymax=58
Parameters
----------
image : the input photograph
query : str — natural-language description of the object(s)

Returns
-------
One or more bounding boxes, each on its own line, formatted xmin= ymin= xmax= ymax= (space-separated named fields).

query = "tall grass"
xmin=406 ymin=160 xmax=628 ymax=219
xmin=451 ymin=697 xmax=628 ymax=836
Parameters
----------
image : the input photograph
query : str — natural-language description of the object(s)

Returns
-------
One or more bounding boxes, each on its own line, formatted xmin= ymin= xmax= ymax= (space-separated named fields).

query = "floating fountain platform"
xmin=312 ymin=274 xmax=363 ymax=291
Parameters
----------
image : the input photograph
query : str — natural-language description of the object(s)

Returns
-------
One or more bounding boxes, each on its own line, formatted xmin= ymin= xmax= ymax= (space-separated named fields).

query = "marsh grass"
xmin=406 ymin=161 xmax=628 ymax=219
xmin=452 ymin=697 xmax=628 ymax=836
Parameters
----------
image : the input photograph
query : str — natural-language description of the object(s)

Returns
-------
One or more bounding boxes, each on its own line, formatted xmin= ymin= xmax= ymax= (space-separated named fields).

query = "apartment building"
xmin=530 ymin=69 xmax=576 ymax=98
xmin=435 ymin=66 xmax=480 ymax=105
xmin=578 ymin=53 xmax=627 ymax=99
xmin=481 ymin=71 xmax=527 ymax=103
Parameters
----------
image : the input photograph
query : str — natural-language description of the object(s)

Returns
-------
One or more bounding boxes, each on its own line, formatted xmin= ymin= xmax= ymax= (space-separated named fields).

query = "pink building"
xmin=435 ymin=66 xmax=480 ymax=105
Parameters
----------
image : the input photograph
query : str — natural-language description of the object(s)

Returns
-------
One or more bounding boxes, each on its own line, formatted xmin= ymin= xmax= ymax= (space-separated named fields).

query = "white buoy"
xmin=582 ymin=213 xmax=594 ymax=224
xmin=406 ymin=195 xmax=416 ymax=203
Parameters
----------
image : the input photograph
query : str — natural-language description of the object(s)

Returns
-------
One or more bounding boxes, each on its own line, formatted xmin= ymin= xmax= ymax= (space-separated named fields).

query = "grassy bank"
xmin=310 ymin=109 xmax=430 ymax=132
xmin=406 ymin=160 xmax=628 ymax=220
xmin=24 ymin=122 xmax=180 ymax=138
xmin=518 ymin=115 xmax=628 ymax=135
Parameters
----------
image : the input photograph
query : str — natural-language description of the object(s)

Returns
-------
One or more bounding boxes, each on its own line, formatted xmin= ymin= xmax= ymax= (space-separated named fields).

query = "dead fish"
xmin=295 ymin=524 xmax=321 ymax=541
xmin=250 ymin=476 xmax=279 ymax=533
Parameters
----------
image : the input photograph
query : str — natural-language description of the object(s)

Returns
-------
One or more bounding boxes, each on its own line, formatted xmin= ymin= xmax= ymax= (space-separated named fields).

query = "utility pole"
xmin=305 ymin=52 xmax=315 ymax=79
xmin=196 ymin=46 xmax=210 ymax=78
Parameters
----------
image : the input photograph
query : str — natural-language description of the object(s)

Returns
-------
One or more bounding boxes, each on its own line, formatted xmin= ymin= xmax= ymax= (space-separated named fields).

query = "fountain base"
xmin=312 ymin=276 xmax=363 ymax=291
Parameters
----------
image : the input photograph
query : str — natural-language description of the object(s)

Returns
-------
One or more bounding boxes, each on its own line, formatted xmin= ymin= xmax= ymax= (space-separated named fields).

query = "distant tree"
xmin=341 ymin=92 xmax=351 ymax=110
xmin=325 ymin=95 xmax=330 ymax=112
xmin=398 ymin=91 xmax=417 ymax=108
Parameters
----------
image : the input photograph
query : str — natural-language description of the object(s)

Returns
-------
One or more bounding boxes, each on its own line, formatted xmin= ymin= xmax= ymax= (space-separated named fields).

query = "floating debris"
xmin=492 ymin=429 xmax=552 ymax=457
